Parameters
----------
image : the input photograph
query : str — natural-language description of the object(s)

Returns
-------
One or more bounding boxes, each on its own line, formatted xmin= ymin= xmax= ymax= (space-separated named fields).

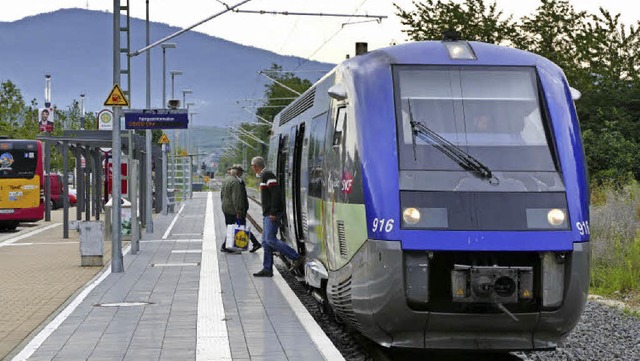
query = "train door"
xmin=292 ymin=124 xmax=307 ymax=252
xmin=276 ymin=134 xmax=289 ymax=239
xmin=306 ymin=112 xmax=330 ymax=263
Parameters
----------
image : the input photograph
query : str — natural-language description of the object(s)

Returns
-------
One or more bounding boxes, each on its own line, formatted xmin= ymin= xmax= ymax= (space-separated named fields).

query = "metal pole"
xmin=80 ymin=94 xmax=85 ymax=129
xmin=162 ymin=46 xmax=169 ymax=213
xmin=83 ymin=149 xmax=90 ymax=221
xmin=62 ymin=142 xmax=69 ymax=239
xmin=145 ymin=0 xmax=153 ymax=233
xmin=162 ymin=143 xmax=168 ymax=214
xmin=129 ymin=134 xmax=139 ymax=254
xmin=181 ymin=127 xmax=186 ymax=201
xmin=44 ymin=75 xmax=52 ymax=222
xmin=76 ymin=147 xmax=82 ymax=221
xmin=172 ymin=131 xmax=176 ymax=200
xmin=112 ymin=0 xmax=123 ymax=273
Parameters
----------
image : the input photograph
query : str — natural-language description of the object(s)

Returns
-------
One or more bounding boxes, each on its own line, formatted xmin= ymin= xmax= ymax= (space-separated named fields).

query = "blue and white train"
xmin=267 ymin=38 xmax=590 ymax=351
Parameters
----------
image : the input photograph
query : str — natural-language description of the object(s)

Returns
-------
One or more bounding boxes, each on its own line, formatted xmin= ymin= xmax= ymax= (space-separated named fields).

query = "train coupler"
xmin=451 ymin=264 xmax=534 ymax=304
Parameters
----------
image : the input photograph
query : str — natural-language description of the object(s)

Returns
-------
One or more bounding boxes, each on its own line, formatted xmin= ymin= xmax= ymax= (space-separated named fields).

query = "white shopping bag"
xmin=225 ymin=223 xmax=249 ymax=251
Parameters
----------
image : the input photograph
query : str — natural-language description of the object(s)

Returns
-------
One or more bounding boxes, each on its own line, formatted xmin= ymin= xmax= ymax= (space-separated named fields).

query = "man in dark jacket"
xmin=220 ymin=167 xmax=242 ymax=253
xmin=250 ymin=156 xmax=304 ymax=277
xmin=232 ymin=165 xmax=261 ymax=252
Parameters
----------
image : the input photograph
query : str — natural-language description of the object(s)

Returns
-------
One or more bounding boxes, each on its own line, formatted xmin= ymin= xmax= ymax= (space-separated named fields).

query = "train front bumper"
xmin=328 ymin=239 xmax=590 ymax=350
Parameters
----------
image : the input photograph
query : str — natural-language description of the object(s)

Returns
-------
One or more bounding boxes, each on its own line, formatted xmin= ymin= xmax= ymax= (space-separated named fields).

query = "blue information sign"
xmin=124 ymin=109 xmax=188 ymax=130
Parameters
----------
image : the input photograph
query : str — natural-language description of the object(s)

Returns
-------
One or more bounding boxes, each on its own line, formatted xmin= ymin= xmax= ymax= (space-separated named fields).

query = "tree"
xmin=394 ymin=0 xmax=520 ymax=44
xmin=220 ymin=63 xmax=312 ymax=174
xmin=394 ymin=0 xmax=640 ymax=185
xmin=0 ymin=80 xmax=28 ymax=136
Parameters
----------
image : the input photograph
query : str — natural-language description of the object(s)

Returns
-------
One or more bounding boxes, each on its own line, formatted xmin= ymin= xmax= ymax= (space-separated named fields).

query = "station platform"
xmin=5 ymin=192 xmax=343 ymax=361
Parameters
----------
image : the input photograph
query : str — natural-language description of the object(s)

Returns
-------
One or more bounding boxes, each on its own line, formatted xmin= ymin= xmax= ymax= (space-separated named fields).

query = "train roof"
xmin=342 ymin=40 xmax=559 ymax=70
xmin=272 ymin=40 xmax=566 ymax=130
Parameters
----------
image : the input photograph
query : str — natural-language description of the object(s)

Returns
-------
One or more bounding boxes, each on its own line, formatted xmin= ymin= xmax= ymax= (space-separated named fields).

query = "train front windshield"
xmin=395 ymin=66 xmax=557 ymax=174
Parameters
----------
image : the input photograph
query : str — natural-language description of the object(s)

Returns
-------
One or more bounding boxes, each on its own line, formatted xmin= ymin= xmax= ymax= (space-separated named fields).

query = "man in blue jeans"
xmin=250 ymin=156 xmax=304 ymax=277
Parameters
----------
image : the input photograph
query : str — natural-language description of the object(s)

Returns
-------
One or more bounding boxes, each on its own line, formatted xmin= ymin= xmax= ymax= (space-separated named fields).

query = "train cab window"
xmin=394 ymin=66 xmax=557 ymax=173
xmin=333 ymin=107 xmax=347 ymax=147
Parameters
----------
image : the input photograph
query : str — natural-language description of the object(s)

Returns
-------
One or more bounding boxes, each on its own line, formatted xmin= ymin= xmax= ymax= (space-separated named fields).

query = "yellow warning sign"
xmin=104 ymin=84 xmax=129 ymax=107
xmin=158 ymin=133 xmax=170 ymax=144
xmin=181 ymin=150 xmax=188 ymax=157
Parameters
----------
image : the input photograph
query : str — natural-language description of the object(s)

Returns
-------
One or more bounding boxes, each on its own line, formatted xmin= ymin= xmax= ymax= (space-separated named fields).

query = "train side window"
xmin=333 ymin=107 xmax=346 ymax=147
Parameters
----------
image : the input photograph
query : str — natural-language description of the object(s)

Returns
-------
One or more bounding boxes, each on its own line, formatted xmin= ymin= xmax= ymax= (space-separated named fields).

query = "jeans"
xmin=261 ymin=215 xmax=299 ymax=271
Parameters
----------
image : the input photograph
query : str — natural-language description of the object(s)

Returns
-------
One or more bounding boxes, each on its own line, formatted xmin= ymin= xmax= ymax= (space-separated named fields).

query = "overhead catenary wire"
xmin=294 ymin=0 xmax=372 ymax=70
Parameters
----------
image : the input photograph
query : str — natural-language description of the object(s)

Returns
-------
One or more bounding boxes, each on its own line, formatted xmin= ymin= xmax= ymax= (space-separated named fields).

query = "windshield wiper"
xmin=407 ymin=102 xmax=495 ymax=182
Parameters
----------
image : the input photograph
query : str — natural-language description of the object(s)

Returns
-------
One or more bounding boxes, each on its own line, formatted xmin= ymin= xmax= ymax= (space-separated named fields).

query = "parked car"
xmin=68 ymin=188 xmax=77 ymax=207
xmin=44 ymin=174 xmax=76 ymax=209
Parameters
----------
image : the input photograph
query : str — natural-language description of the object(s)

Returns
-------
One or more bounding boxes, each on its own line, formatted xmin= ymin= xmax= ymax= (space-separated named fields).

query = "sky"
xmin=2 ymin=0 xmax=639 ymax=64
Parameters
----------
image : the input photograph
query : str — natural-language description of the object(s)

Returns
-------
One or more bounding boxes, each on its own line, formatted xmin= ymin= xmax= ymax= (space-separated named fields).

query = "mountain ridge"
xmin=0 ymin=8 xmax=333 ymax=129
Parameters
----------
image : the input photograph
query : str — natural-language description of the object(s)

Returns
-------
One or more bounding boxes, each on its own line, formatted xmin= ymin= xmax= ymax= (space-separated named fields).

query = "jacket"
xmin=238 ymin=177 xmax=250 ymax=214
xmin=259 ymin=170 xmax=284 ymax=216
xmin=220 ymin=174 xmax=244 ymax=216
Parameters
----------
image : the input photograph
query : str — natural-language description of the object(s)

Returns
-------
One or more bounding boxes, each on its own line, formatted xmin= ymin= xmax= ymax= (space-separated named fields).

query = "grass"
xmin=589 ymin=181 xmax=640 ymax=309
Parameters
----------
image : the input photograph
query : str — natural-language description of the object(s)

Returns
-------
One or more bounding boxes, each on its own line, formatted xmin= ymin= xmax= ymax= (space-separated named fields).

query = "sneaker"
xmin=249 ymin=243 xmax=262 ymax=253
xmin=289 ymin=256 xmax=305 ymax=271
xmin=253 ymin=269 xmax=273 ymax=277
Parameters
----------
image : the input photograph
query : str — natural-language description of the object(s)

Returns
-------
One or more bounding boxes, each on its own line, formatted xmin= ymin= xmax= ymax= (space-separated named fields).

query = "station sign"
xmin=98 ymin=109 xmax=113 ymax=130
xmin=124 ymin=109 xmax=188 ymax=130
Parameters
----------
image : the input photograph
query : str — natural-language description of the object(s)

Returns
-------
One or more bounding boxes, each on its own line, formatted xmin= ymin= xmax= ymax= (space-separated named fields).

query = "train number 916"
xmin=372 ymin=218 xmax=394 ymax=233
xmin=576 ymin=220 xmax=590 ymax=236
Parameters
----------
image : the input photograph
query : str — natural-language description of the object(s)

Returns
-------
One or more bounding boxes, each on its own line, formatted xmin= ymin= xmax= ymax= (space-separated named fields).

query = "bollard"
xmin=167 ymin=188 xmax=175 ymax=213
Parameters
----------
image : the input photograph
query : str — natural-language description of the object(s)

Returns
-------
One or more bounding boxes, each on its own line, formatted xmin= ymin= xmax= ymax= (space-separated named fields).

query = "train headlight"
xmin=547 ymin=209 xmax=566 ymax=226
xmin=443 ymin=41 xmax=477 ymax=60
xmin=403 ymin=207 xmax=421 ymax=225
xmin=526 ymin=208 xmax=568 ymax=229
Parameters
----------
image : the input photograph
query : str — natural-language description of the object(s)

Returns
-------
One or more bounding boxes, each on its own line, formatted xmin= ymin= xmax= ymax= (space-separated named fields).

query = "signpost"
xmin=104 ymin=83 xmax=128 ymax=273
xmin=159 ymin=133 xmax=169 ymax=215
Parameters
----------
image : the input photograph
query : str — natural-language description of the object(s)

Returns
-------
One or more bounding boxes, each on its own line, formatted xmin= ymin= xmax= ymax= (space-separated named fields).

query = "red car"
xmin=44 ymin=174 xmax=78 ymax=208
xmin=68 ymin=191 xmax=77 ymax=207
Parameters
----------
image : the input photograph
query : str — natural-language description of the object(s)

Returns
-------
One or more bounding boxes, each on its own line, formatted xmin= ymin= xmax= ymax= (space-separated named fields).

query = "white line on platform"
xmin=196 ymin=192 xmax=231 ymax=361
xmin=11 ymin=244 xmax=132 ymax=361
xmin=5 ymin=241 xmax=79 ymax=246
xmin=272 ymin=265 xmax=346 ymax=361
xmin=172 ymin=233 xmax=202 ymax=236
xmin=171 ymin=250 xmax=203 ymax=254
xmin=141 ymin=239 xmax=203 ymax=243
xmin=162 ymin=203 xmax=185 ymax=240
xmin=0 ymin=223 xmax=61 ymax=248
xmin=152 ymin=262 xmax=200 ymax=267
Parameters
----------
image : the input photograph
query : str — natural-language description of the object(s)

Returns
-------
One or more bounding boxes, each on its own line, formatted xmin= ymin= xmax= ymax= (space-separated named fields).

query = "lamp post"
xmin=182 ymin=89 xmax=192 ymax=109
xmin=170 ymin=70 xmax=183 ymax=102
xmin=160 ymin=43 xmax=176 ymax=215
xmin=161 ymin=43 xmax=176 ymax=108
xmin=182 ymin=91 xmax=193 ymax=157
xmin=188 ymin=111 xmax=197 ymax=198
xmin=80 ymin=94 xmax=85 ymax=129
xmin=169 ymin=70 xmax=182 ymax=194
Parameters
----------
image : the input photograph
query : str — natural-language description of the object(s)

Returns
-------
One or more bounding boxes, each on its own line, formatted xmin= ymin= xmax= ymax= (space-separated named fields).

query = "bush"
xmin=590 ymin=181 xmax=640 ymax=295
